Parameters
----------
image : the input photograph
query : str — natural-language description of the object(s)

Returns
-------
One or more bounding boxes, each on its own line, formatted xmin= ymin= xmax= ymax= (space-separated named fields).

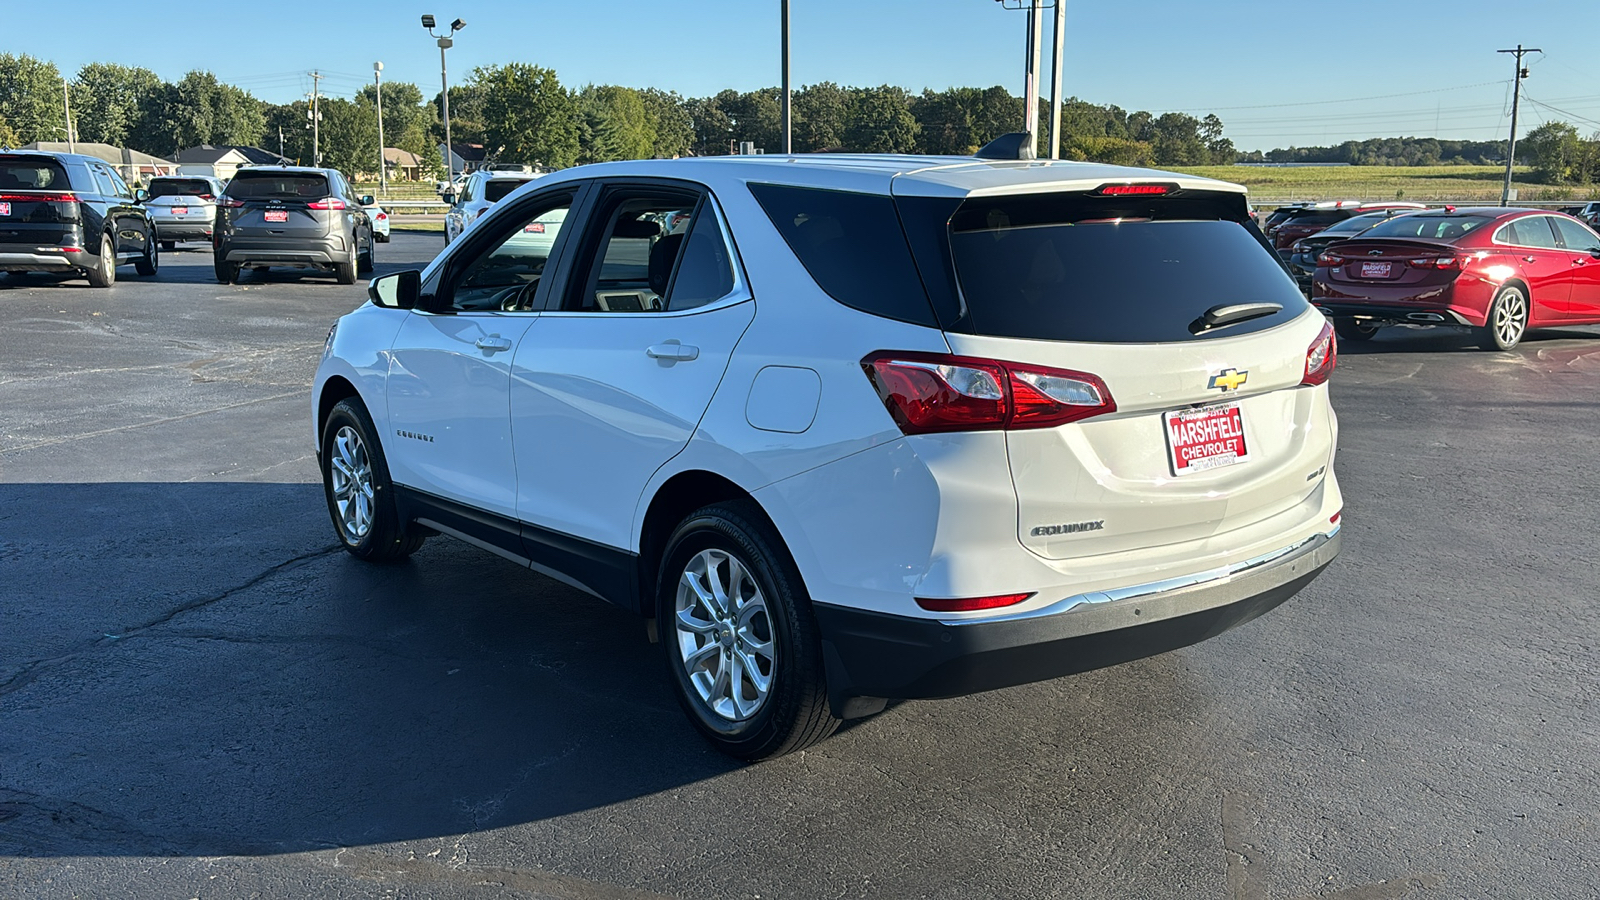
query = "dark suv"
xmin=213 ymin=166 xmax=375 ymax=284
xmin=0 ymin=151 xmax=158 ymax=287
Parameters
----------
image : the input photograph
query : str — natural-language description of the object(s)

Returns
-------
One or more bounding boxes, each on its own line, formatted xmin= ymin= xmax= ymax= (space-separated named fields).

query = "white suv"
xmin=314 ymin=154 xmax=1344 ymax=759
xmin=442 ymin=169 xmax=546 ymax=244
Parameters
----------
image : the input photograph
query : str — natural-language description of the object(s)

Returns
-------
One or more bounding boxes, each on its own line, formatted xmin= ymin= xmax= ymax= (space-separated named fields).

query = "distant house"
xmin=383 ymin=148 xmax=424 ymax=181
xmin=173 ymin=145 xmax=294 ymax=181
xmin=440 ymin=142 xmax=487 ymax=175
xmin=21 ymin=142 xmax=176 ymax=183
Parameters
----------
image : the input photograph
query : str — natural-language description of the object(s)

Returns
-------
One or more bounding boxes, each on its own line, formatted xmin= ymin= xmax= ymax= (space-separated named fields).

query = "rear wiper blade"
xmin=1191 ymin=302 xmax=1283 ymax=334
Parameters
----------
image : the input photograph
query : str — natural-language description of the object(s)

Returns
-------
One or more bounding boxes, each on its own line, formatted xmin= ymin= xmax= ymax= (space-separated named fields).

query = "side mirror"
xmin=359 ymin=194 xmax=375 ymax=207
xmin=368 ymin=270 xmax=420 ymax=309
xmin=134 ymin=188 xmax=150 ymax=203
xmin=1590 ymin=247 xmax=1600 ymax=260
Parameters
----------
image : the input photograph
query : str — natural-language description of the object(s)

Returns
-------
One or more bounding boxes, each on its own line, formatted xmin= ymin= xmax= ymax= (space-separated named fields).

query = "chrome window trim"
xmin=1491 ymin=214 xmax=1562 ymax=249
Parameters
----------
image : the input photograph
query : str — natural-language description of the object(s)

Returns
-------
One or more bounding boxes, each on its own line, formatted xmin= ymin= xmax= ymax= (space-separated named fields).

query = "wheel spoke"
xmin=675 ymin=606 xmax=717 ymax=635
xmin=735 ymin=647 xmax=770 ymax=697
xmin=683 ymin=641 xmax=719 ymax=672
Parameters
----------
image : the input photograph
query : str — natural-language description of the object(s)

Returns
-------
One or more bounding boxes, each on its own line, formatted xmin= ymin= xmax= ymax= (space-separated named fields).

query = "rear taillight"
xmin=1302 ymin=321 xmax=1337 ymax=386
xmin=197 ymin=193 xmax=214 ymax=201
xmin=1407 ymin=255 xmax=1463 ymax=270
xmin=1316 ymin=252 xmax=1344 ymax=267
xmin=475 ymin=208 xmax=490 ymax=220
xmin=915 ymin=592 xmax=1035 ymax=613
xmin=376 ymin=212 xmax=387 ymax=220
xmin=0 ymin=192 xmax=77 ymax=202
xmin=306 ymin=198 xmax=346 ymax=210
xmin=217 ymin=196 xmax=244 ymax=208
xmin=862 ymin=352 xmax=1116 ymax=435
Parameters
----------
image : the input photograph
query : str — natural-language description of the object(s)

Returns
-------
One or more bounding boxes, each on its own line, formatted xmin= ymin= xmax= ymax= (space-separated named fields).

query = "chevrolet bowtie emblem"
xmin=1208 ymin=368 xmax=1248 ymax=391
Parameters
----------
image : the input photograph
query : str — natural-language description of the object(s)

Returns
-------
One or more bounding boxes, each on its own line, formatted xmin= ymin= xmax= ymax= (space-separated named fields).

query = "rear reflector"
xmin=863 ymin=352 xmax=1116 ymax=435
xmin=916 ymin=592 xmax=1035 ymax=613
xmin=1302 ymin=320 xmax=1337 ymax=386
xmin=1096 ymin=183 xmax=1173 ymax=196
xmin=1330 ymin=510 xmax=1342 ymax=524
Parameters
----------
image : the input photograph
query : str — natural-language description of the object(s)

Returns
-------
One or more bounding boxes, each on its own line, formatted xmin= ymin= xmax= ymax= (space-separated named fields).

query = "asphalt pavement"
xmin=2 ymin=233 xmax=1598 ymax=898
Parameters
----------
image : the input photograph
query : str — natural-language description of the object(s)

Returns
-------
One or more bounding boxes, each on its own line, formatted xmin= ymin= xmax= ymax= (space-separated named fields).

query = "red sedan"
xmin=1311 ymin=207 xmax=1600 ymax=350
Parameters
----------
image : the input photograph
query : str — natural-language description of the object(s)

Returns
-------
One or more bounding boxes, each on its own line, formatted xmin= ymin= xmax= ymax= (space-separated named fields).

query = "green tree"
xmin=638 ymin=88 xmax=693 ymax=158
xmin=131 ymin=71 xmax=264 ymax=156
xmin=316 ymin=97 xmax=379 ymax=178
xmin=844 ymin=86 xmax=919 ymax=153
xmin=474 ymin=64 xmax=579 ymax=167
xmin=1524 ymin=121 xmax=1584 ymax=184
xmin=433 ymin=83 xmax=486 ymax=147
xmin=0 ymin=115 xmax=21 ymax=148
xmin=576 ymin=84 xmax=654 ymax=163
xmin=0 ymin=54 xmax=65 ymax=145
xmin=722 ymin=89 xmax=781 ymax=153
xmin=794 ymin=82 xmax=849 ymax=151
xmin=261 ymin=101 xmax=313 ymax=164
xmin=72 ymin=63 xmax=161 ymax=148
xmin=687 ymin=92 xmax=733 ymax=155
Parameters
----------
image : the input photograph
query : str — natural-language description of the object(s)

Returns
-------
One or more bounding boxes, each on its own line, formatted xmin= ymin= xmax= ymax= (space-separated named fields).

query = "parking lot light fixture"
xmin=420 ymin=14 xmax=435 ymax=28
xmin=422 ymin=15 xmax=468 ymax=182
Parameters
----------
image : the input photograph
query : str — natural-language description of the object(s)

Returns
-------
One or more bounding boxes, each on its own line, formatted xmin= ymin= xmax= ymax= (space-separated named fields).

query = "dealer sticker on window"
xmin=0 ymin=202 xmax=10 ymax=216
xmin=1164 ymin=403 xmax=1250 ymax=476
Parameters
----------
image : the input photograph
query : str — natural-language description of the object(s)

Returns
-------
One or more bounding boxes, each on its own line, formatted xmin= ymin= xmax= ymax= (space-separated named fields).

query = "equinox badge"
xmin=1208 ymin=368 xmax=1248 ymax=392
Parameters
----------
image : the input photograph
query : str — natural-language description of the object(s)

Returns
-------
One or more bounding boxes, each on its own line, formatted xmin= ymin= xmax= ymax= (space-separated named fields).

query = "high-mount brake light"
xmin=862 ymin=352 xmax=1116 ymax=435
xmin=1302 ymin=320 xmax=1337 ymax=386
xmin=1096 ymin=183 xmax=1172 ymax=196
xmin=306 ymin=198 xmax=347 ymax=210
xmin=915 ymin=592 xmax=1035 ymax=613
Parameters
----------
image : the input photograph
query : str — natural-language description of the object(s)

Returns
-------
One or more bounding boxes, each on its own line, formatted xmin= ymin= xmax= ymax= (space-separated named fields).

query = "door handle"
xmin=1573 ymin=258 xmax=1588 ymax=266
xmin=475 ymin=336 xmax=512 ymax=352
xmin=1524 ymin=256 xmax=1538 ymax=263
xmin=646 ymin=343 xmax=700 ymax=362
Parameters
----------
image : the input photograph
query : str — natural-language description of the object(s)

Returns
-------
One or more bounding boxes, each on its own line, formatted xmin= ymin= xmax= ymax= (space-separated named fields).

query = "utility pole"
xmin=1048 ymin=0 xmax=1065 ymax=159
xmin=374 ymin=62 xmax=387 ymax=194
xmin=1498 ymin=44 xmax=1539 ymax=206
xmin=278 ymin=125 xmax=284 ymax=160
xmin=780 ymin=0 xmax=791 ymax=154
xmin=1021 ymin=0 xmax=1042 ymax=159
xmin=310 ymin=71 xmax=323 ymax=167
xmin=62 ymin=77 xmax=75 ymax=152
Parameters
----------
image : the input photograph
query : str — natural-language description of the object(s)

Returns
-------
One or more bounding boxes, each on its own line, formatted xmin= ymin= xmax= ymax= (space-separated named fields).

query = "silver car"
xmin=443 ymin=170 xmax=544 ymax=244
xmin=145 ymin=176 xmax=226 ymax=250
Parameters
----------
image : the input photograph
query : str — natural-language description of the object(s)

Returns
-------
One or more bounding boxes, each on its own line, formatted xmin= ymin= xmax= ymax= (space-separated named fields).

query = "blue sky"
xmin=12 ymin=0 xmax=1600 ymax=152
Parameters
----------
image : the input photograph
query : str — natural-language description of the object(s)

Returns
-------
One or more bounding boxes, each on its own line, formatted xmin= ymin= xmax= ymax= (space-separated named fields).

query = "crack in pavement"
xmin=0 ymin=390 xmax=307 ymax=455
xmin=0 ymin=543 xmax=342 ymax=698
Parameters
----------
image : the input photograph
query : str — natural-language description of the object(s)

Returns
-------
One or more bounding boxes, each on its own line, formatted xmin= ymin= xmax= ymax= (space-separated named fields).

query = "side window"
xmin=563 ymin=188 xmax=703 ymax=313
xmin=665 ymin=204 xmax=736 ymax=310
xmin=105 ymin=168 xmax=133 ymax=198
xmin=90 ymin=166 xmax=119 ymax=197
xmin=1506 ymin=217 xmax=1560 ymax=249
xmin=448 ymin=193 xmax=574 ymax=312
xmin=459 ymin=178 xmax=475 ymax=203
xmin=1553 ymin=217 xmax=1600 ymax=252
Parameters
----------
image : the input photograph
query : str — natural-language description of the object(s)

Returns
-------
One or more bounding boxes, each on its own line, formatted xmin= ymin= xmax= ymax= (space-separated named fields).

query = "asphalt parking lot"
xmin=2 ymin=232 xmax=1598 ymax=899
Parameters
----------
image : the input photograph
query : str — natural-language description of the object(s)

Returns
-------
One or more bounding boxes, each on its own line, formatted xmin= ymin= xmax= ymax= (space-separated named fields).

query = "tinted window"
xmin=1553 ymin=216 xmax=1600 ymax=251
xmin=105 ymin=168 xmax=132 ymax=198
xmin=149 ymin=179 xmax=215 ymax=198
xmin=1502 ymin=216 xmax=1560 ymax=249
xmin=665 ymin=207 xmax=736 ymax=311
xmin=90 ymin=167 xmax=119 ymax=197
xmin=451 ymin=195 xmax=573 ymax=312
xmin=484 ymin=180 xmax=526 ymax=202
xmin=1320 ymin=214 xmax=1393 ymax=235
xmin=1364 ymin=214 xmax=1496 ymax=240
xmin=566 ymin=190 xmax=700 ymax=313
xmin=0 ymin=157 xmax=70 ymax=191
xmin=749 ymin=183 xmax=935 ymax=326
xmin=1283 ymin=210 xmax=1344 ymax=226
xmin=226 ymin=172 xmax=330 ymax=199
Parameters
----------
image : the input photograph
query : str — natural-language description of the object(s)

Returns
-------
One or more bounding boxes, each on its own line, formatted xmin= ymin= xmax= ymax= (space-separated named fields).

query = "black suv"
xmin=0 ymin=151 xmax=158 ymax=287
xmin=213 ymin=166 xmax=375 ymax=284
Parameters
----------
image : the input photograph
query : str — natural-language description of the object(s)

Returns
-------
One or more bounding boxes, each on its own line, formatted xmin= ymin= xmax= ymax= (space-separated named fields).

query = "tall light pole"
xmin=1022 ymin=0 xmax=1042 ymax=159
xmin=780 ymin=0 xmax=791 ymax=154
xmin=374 ymin=61 xmax=387 ymax=194
xmin=1498 ymin=44 xmax=1539 ymax=207
xmin=309 ymin=71 xmax=323 ymax=167
xmin=422 ymin=15 xmax=467 ymax=181
xmin=1048 ymin=0 xmax=1065 ymax=159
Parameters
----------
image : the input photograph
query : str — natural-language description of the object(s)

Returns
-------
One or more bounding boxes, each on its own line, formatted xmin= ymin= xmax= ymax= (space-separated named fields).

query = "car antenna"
xmin=975 ymin=133 xmax=1033 ymax=161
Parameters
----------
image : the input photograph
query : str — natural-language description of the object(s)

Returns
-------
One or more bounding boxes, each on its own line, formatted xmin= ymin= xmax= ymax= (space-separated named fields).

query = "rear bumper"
xmin=1311 ymin=301 xmax=1473 ymax=326
xmin=221 ymin=236 xmax=343 ymax=268
xmin=153 ymin=222 xmax=213 ymax=240
xmin=0 ymin=247 xmax=87 ymax=272
xmin=814 ymin=528 xmax=1340 ymax=707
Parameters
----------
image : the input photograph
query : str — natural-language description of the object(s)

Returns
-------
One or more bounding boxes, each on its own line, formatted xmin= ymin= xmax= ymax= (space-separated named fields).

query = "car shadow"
xmin=0 ymin=481 xmax=1221 ymax=860
xmin=1335 ymin=323 xmax=1600 ymax=354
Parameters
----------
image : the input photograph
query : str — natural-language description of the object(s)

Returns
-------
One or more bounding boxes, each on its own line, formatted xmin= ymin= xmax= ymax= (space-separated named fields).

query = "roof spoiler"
xmin=975 ymin=132 xmax=1035 ymax=161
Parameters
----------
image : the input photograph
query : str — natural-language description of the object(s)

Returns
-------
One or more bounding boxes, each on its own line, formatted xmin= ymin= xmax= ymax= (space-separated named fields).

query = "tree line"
xmin=0 ymin=53 xmax=1240 ymax=181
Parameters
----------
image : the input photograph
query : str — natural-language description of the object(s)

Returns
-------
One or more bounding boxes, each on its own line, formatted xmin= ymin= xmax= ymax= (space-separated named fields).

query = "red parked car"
xmin=1311 ymin=207 xmax=1600 ymax=350
xmin=1267 ymin=201 xmax=1426 ymax=257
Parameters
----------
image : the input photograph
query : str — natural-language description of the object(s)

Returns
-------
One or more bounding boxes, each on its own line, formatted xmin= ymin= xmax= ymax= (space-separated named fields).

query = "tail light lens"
xmin=1302 ymin=321 xmax=1337 ymax=386
xmin=1316 ymin=252 xmax=1343 ymax=267
xmin=863 ymin=352 xmax=1116 ymax=435
xmin=1407 ymin=255 xmax=1463 ymax=270
xmin=376 ymin=212 xmax=387 ymax=220
xmin=306 ymin=198 xmax=346 ymax=210
xmin=217 ymin=196 xmax=245 ymax=208
xmin=475 ymin=207 xmax=491 ymax=220
xmin=916 ymin=592 xmax=1035 ymax=613
xmin=197 ymin=194 xmax=214 ymax=201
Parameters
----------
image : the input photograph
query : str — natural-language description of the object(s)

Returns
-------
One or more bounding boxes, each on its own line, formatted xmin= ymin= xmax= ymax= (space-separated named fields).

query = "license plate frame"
xmin=1360 ymin=260 xmax=1392 ymax=279
xmin=1163 ymin=403 xmax=1250 ymax=477
xmin=263 ymin=209 xmax=289 ymax=223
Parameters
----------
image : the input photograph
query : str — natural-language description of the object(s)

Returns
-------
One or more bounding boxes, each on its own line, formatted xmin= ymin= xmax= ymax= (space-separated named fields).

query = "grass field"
xmin=1171 ymin=165 xmax=1600 ymax=204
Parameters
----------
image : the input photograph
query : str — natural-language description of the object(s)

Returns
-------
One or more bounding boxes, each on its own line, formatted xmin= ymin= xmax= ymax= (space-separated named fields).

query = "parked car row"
xmin=1 ymin=150 xmax=390 ymax=288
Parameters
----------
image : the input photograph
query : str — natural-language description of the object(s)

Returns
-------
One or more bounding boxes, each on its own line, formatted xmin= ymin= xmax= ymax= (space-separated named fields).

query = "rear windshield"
xmin=947 ymin=205 xmax=1307 ymax=343
xmin=226 ymin=172 xmax=329 ymax=200
xmin=1318 ymin=214 xmax=1392 ymax=236
xmin=0 ymin=157 xmax=71 ymax=192
xmin=149 ymin=178 xmax=214 ymax=198
xmin=1282 ymin=210 xmax=1344 ymax=226
xmin=1361 ymin=214 xmax=1496 ymax=240
xmin=484 ymin=179 xmax=527 ymax=203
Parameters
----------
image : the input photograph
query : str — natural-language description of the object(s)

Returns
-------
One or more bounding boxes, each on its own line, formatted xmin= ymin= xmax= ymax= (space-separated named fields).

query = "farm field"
xmin=1170 ymin=164 xmax=1598 ymax=204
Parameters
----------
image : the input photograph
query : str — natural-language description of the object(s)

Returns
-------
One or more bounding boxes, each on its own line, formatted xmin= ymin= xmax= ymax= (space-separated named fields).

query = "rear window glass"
xmin=748 ymin=183 xmax=936 ymax=326
xmin=484 ymin=180 xmax=526 ymax=203
xmin=226 ymin=173 xmax=329 ymax=200
xmin=1364 ymin=214 xmax=1495 ymax=241
xmin=1283 ymin=210 xmax=1344 ymax=226
xmin=149 ymin=179 xmax=214 ymax=198
xmin=0 ymin=157 xmax=71 ymax=191
xmin=1320 ymin=214 xmax=1392 ymax=235
xmin=944 ymin=191 xmax=1306 ymax=344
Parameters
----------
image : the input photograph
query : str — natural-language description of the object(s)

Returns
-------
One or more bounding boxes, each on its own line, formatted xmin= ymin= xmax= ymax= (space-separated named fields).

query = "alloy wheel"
xmin=1495 ymin=290 xmax=1527 ymax=348
xmin=673 ymin=548 xmax=777 ymax=722
xmin=328 ymin=425 xmax=375 ymax=541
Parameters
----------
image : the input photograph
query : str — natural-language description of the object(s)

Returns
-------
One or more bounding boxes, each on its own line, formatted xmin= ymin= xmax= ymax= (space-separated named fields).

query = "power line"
xmin=1147 ymin=80 xmax=1506 ymax=114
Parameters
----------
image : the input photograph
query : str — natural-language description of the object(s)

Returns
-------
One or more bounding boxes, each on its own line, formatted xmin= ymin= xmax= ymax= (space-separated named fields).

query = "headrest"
xmin=649 ymin=233 xmax=686 ymax=296
xmin=613 ymin=217 xmax=662 ymax=239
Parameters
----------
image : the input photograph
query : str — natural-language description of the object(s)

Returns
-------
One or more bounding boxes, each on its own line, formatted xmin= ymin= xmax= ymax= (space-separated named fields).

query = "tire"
xmin=320 ymin=398 xmax=424 ymax=561
xmin=657 ymin=501 xmax=839 ymax=760
xmin=160 ymin=240 xmax=176 ymax=252
xmin=134 ymin=239 xmax=159 ymax=277
xmin=357 ymin=234 xmax=375 ymax=275
xmin=1476 ymin=284 xmax=1529 ymax=351
xmin=214 ymin=255 xmax=239 ymax=284
xmin=85 ymin=233 xmax=116 ymax=288
xmin=1333 ymin=317 xmax=1379 ymax=342
xmin=376 ymin=232 xmax=390 ymax=243
xmin=335 ymin=241 xmax=358 ymax=285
